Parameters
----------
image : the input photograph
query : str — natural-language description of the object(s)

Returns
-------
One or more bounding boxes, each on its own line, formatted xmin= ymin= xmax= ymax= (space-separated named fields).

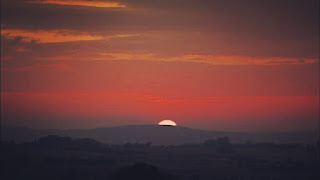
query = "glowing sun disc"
xmin=158 ymin=120 xmax=177 ymax=126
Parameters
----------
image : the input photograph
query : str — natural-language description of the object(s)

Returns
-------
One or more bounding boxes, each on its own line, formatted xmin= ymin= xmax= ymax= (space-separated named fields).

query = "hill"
xmin=1 ymin=125 xmax=317 ymax=145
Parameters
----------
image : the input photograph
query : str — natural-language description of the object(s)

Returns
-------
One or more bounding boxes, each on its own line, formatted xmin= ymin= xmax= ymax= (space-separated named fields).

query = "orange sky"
xmin=1 ymin=0 xmax=319 ymax=131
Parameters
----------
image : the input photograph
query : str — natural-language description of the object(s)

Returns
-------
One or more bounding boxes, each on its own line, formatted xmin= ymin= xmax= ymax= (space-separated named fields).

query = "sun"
xmin=158 ymin=120 xmax=177 ymax=126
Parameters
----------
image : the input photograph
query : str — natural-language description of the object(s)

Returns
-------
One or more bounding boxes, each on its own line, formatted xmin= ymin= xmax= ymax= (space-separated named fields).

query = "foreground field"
xmin=1 ymin=135 xmax=319 ymax=180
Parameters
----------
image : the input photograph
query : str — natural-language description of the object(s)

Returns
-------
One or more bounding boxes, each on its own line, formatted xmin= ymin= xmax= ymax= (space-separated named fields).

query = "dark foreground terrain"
xmin=1 ymin=135 xmax=320 ymax=180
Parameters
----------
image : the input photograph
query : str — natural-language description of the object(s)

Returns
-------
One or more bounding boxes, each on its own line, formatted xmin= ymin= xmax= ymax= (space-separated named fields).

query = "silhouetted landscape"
xmin=1 ymin=126 xmax=320 ymax=180
xmin=2 ymin=125 xmax=318 ymax=145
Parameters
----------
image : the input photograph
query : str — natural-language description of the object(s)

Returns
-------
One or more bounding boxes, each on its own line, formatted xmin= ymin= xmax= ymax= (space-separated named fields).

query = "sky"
xmin=1 ymin=0 xmax=319 ymax=131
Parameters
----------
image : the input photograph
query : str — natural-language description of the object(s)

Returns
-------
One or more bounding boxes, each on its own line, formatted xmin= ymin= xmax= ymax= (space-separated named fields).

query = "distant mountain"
xmin=1 ymin=125 xmax=317 ymax=145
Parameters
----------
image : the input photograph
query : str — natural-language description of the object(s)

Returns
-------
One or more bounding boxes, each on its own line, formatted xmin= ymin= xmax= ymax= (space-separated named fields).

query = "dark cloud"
xmin=3 ymin=0 xmax=318 ymax=34
xmin=2 ymin=0 xmax=318 ymax=58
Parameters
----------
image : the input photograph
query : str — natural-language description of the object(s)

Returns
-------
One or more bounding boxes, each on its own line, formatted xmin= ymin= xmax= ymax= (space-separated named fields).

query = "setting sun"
xmin=158 ymin=120 xmax=177 ymax=126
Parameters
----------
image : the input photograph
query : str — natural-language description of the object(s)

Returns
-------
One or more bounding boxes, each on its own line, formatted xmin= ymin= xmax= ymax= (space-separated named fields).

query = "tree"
xmin=110 ymin=163 xmax=178 ymax=180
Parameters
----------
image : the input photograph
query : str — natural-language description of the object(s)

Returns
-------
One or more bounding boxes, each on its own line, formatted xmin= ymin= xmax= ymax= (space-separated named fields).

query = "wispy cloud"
xmin=1 ymin=29 xmax=139 ymax=43
xmin=97 ymin=53 xmax=318 ymax=66
xmin=20 ymin=52 xmax=318 ymax=66
xmin=30 ymin=0 xmax=126 ymax=8
xmin=2 ymin=62 xmax=70 ymax=71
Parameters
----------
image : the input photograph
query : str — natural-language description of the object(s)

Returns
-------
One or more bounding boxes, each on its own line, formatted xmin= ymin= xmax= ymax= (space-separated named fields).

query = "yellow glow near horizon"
xmin=158 ymin=120 xmax=177 ymax=126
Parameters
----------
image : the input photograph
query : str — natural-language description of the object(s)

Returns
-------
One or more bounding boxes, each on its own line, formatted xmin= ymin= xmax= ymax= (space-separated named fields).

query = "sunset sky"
xmin=1 ymin=0 xmax=319 ymax=131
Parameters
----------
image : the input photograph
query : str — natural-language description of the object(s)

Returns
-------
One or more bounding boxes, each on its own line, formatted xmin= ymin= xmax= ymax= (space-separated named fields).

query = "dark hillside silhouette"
xmin=2 ymin=125 xmax=317 ymax=145
xmin=1 ymin=135 xmax=319 ymax=180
